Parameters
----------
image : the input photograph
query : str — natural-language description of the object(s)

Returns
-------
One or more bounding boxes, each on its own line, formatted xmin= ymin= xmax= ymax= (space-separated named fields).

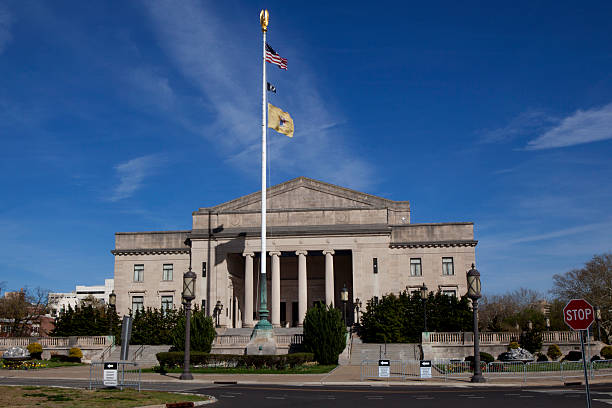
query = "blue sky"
xmin=0 ymin=1 xmax=611 ymax=296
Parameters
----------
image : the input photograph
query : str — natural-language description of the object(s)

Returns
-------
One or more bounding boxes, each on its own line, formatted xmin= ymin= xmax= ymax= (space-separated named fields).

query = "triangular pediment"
xmin=203 ymin=177 xmax=408 ymax=212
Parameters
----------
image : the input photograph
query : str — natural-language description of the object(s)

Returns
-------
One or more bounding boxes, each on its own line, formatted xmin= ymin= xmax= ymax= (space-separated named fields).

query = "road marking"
xmin=594 ymin=399 xmax=612 ymax=405
xmin=468 ymin=396 xmax=485 ymax=399
xmin=459 ymin=394 xmax=477 ymax=397
xmin=504 ymin=393 xmax=521 ymax=396
xmin=265 ymin=396 xmax=286 ymax=400
xmin=220 ymin=394 xmax=236 ymax=398
xmin=519 ymin=395 xmax=534 ymax=398
xmin=416 ymin=397 xmax=434 ymax=400
xmin=366 ymin=396 xmax=384 ymax=399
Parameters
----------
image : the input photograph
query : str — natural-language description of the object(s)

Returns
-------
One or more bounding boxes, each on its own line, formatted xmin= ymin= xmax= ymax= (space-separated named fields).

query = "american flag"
xmin=265 ymin=43 xmax=288 ymax=70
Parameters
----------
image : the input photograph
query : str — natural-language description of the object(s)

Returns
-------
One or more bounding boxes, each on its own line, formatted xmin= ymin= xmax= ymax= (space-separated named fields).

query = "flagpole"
xmin=257 ymin=9 xmax=270 ymax=328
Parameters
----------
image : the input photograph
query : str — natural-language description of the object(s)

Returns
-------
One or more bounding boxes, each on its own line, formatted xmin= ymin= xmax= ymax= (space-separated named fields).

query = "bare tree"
xmin=0 ymin=287 xmax=54 ymax=337
xmin=551 ymin=253 xmax=612 ymax=337
xmin=479 ymin=287 xmax=545 ymax=331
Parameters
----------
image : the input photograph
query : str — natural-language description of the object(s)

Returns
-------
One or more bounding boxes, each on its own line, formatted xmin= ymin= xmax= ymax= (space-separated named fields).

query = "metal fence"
xmin=360 ymin=359 xmax=612 ymax=382
xmin=89 ymin=362 xmax=141 ymax=391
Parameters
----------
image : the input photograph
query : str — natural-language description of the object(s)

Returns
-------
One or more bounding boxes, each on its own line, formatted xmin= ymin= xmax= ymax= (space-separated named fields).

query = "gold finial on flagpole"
xmin=260 ymin=9 xmax=269 ymax=32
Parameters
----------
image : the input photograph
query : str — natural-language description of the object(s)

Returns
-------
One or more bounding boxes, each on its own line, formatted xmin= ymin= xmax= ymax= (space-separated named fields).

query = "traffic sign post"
xmin=564 ymin=299 xmax=594 ymax=408
xmin=378 ymin=360 xmax=390 ymax=378
xmin=103 ymin=362 xmax=118 ymax=387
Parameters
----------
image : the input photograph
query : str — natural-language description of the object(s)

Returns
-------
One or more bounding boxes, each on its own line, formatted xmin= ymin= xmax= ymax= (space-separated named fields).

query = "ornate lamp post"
xmin=180 ymin=240 xmax=196 ymax=381
xmin=546 ymin=317 xmax=550 ymax=331
xmin=340 ymin=284 xmax=349 ymax=326
xmin=467 ymin=263 xmax=485 ymax=383
xmin=214 ymin=301 xmax=223 ymax=328
xmin=108 ymin=290 xmax=116 ymax=337
xmin=420 ymin=283 xmax=428 ymax=332
xmin=354 ymin=298 xmax=362 ymax=325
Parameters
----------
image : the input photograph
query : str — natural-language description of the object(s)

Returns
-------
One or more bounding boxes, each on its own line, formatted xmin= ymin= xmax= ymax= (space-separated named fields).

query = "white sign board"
xmin=103 ymin=362 xmax=118 ymax=387
xmin=420 ymin=360 xmax=432 ymax=378
xmin=378 ymin=359 xmax=390 ymax=378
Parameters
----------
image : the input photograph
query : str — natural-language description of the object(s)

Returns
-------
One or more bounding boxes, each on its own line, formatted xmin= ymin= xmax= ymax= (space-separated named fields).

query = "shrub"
xmin=519 ymin=329 xmax=543 ymax=353
xmin=601 ymin=345 xmax=612 ymax=360
xmin=547 ymin=344 xmax=562 ymax=361
xmin=465 ymin=352 xmax=494 ymax=364
xmin=155 ymin=352 xmax=315 ymax=371
xmin=508 ymin=341 xmax=519 ymax=350
xmin=68 ymin=347 xmax=83 ymax=361
xmin=170 ymin=309 xmax=215 ymax=352
xmin=303 ymin=303 xmax=346 ymax=365
xmin=27 ymin=343 xmax=43 ymax=360
xmin=591 ymin=355 xmax=602 ymax=362
xmin=564 ymin=350 xmax=583 ymax=361
xmin=536 ymin=353 xmax=548 ymax=362
xmin=50 ymin=355 xmax=81 ymax=363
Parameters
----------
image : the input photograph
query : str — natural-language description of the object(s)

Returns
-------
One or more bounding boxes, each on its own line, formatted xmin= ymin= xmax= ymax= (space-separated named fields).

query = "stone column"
xmin=296 ymin=250 xmax=308 ymax=326
xmin=323 ymin=249 xmax=335 ymax=307
xmin=270 ymin=251 xmax=281 ymax=327
xmin=243 ymin=252 xmax=254 ymax=328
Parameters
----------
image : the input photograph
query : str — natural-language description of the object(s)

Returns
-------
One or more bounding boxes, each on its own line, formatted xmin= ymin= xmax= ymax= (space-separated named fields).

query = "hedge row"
xmin=156 ymin=352 xmax=314 ymax=369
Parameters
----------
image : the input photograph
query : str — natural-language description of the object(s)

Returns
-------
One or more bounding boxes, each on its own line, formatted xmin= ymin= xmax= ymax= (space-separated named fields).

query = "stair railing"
xmin=100 ymin=344 xmax=114 ymax=361
xmin=132 ymin=344 xmax=145 ymax=362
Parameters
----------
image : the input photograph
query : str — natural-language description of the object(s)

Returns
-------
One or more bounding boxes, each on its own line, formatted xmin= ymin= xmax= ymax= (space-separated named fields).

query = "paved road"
xmin=4 ymin=377 xmax=612 ymax=407
xmin=187 ymin=384 xmax=612 ymax=407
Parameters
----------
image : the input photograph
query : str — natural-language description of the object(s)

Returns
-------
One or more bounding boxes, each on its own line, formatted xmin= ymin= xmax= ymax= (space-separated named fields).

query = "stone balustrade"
xmin=212 ymin=334 xmax=304 ymax=347
xmin=423 ymin=331 xmax=586 ymax=345
xmin=0 ymin=336 xmax=113 ymax=361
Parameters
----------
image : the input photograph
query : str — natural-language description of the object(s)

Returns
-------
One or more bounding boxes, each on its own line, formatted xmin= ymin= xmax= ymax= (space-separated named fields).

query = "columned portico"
xmin=323 ymin=249 xmax=335 ymax=307
xmin=296 ymin=250 xmax=308 ymax=326
xmin=243 ymin=252 xmax=254 ymax=328
xmin=270 ymin=251 xmax=281 ymax=327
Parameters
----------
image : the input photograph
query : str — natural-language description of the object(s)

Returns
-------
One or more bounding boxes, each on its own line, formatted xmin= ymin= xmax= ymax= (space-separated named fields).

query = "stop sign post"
xmin=564 ymin=299 xmax=595 ymax=331
xmin=563 ymin=299 xmax=594 ymax=408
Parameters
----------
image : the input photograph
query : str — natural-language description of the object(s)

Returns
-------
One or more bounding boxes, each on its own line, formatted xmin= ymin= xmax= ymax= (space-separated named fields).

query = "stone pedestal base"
xmin=246 ymin=327 xmax=277 ymax=355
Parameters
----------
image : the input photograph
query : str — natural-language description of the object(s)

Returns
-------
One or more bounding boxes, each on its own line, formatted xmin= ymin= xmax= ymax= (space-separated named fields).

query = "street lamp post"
xmin=108 ymin=290 xmax=116 ymax=337
xmin=354 ymin=298 xmax=362 ymax=325
xmin=214 ymin=301 xmax=223 ymax=328
xmin=180 ymin=239 xmax=196 ymax=381
xmin=420 ymin=283 xmax=428 ymax=332
xmin=467 ymin=263 xmax=485 ymax=383
xmin=340 ymin=284 xmax=349 ymax=326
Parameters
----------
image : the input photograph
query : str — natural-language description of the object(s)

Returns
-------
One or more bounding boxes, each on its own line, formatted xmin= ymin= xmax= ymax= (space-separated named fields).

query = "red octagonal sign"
xmin=563 ymin=299 xmax=595 ymax=331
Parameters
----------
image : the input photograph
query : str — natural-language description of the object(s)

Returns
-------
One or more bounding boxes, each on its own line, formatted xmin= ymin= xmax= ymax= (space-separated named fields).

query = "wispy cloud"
xmin=109 ymin=154 xmax=164 ymax=202
xmin=479 ymin=110 xmax=556 ymax=144
xmin=141 ymin=0 xmax=374 ymax=190
xmin=525 ymin=103 xmax=612 ymax=150
xmin=0 ymin=4 xmax=12 ymax=55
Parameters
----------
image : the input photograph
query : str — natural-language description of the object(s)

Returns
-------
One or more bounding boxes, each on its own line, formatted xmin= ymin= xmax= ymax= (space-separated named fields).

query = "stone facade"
xmin=111 ymin=177 xmax=477 ymax=327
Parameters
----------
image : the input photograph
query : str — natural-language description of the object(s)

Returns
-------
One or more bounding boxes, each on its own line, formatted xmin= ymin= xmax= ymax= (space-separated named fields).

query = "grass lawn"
xmin=146 ymin=364 xmax=337 ymax=374
xmin=0 ymin=386 xmax=209 ymax=408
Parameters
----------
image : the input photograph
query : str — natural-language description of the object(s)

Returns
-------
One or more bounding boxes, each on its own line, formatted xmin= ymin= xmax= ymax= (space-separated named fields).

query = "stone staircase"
xmin=104 ymin=345 xmax=171 ymax=368
xmin=349 ymin=342 xmax=422 ymax=365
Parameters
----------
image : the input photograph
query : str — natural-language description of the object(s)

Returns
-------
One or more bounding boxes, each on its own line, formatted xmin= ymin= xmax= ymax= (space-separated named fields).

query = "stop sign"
xmin=563 ymin=299 xmax=595 ymax=331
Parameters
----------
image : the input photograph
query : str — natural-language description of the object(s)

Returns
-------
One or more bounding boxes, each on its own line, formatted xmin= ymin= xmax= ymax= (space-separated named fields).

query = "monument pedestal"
xmin=246 ymin=323 xmax=277 ymax=355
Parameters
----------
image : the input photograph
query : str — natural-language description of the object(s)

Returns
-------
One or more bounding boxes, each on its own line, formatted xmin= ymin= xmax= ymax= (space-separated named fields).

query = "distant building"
xmin=111 ymin=177 xmax=477 ymax=327
xmin=48 ymin=279 xmax=114 ymax=317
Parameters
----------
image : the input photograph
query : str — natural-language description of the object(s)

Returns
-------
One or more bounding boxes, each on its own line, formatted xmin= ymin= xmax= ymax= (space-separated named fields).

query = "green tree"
xmin=303 ymin=303 xmax=347 ymax=365
xmin=51 ymin=305 xmax=120 ymax=338
xmin=171 ymin=308 xmax=215 ymax=352
xmin=130 ymin=307 xmax=181 ymax=345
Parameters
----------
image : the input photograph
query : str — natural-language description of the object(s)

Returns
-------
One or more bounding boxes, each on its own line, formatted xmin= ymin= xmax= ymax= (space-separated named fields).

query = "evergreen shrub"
xmin=465 ymin=352 xmax=494 ymax=364
xmin=546 ymin=344 xmax=562 ymax=361
xmin=303 ymin=303 xmax=346 ymax=365
xmin=27 ymin=343 xmax=43 ymax=360
xmin=601 ymin=346 xmax=612 ymax=360
xmin=170 ymin=309 xmax=215 ymax=352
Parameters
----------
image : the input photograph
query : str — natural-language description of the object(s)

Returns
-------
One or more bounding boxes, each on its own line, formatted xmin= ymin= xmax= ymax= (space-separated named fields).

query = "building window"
xmin=133 ymin=264 xmax=144 ymax=282
xmin=132 ymin=296 xmax=144 ymax=313
xmin=161 ymin=296 xmax=173 ymax=311
xmin=442 ymin=257 xmax=454 ymax=275
xmin=162 ymin=264 xmax=173 ymax=281
xmin=202 ymin=262 xmax=207 ymax=278
xmin=373 ymin=258 xmax=378 ymax=274
xmin=410 ymin=258 xmax=422 ymax=276
xmin=443 ymin=290 xmax=457 ymax=297
xmin=201 ymin=299 xmax=206 ymax=312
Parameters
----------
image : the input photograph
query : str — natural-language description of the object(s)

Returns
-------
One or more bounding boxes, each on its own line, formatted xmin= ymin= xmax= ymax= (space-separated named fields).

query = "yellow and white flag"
xmin=268 ymin=103 xmax=294 ymax=138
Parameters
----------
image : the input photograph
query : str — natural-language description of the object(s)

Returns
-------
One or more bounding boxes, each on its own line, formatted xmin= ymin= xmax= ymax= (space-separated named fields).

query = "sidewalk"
xmin=2 ymin=365 xmax=611 ymax=387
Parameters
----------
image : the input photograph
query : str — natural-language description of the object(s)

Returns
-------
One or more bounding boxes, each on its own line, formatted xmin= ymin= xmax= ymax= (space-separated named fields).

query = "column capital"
xmin=322 ymin=249 xmax=335 ymax=255
xmin=295 ymin=250 xmax=308 ymax=256
xmin=269 ymin=251 xmax=281 ymax=257
xmin=243 ymin=252 xmax=255 ymax=258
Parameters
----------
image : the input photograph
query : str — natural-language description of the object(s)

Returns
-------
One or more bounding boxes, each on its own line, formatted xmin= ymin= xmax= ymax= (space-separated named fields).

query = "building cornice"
xmin=389 ymin=240 xmax=478 ymax=249
xmin=111 ymin=248 xmax=191 ymax=256
xmin=189 ymin=224 xmax=391 ymax=239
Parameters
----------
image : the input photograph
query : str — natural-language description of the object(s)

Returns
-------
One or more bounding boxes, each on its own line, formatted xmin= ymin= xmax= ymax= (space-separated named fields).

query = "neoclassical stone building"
xmin=111 ymin=177 xmax=477 ymax=327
